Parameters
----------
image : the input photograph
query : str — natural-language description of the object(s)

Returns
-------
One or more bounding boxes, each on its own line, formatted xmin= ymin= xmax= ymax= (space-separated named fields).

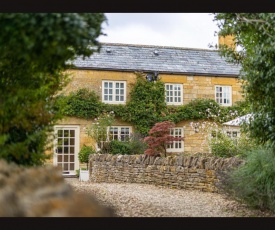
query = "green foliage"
xmin=96 ymin=142 xmax=111 ymax=154
xmin=55 ymin=88 xmax=106 ymax=119
xmin=127 ymin=133 xmax=148 ymax=155
xmin=163 ymin=98 xmax=249 ymax=125
xmin=104 ymin=104 xmax=128 ymax=118
xmin=1 ymin=127 xmax=51 ymax=165
xmin=210 ymin=132 xmax=237 ymax=157
xmin=86 ymin=112 xmax=115 ymax=153
xmin=213 ymin=13 xmax=275 ymax=148
xmin=164 ymin=99 xmax=220 ymax=123
xmin=213 ymin=13 xmax=275 ymax=213
xmin=219 ymin=146 xmax=275 ymax=212
xmin=122 ymin=73 xmax=167 ymax=136
xmin=217 ymin=100 xmax=250 ymax=123
xmin=75 ymin=169 xmax=80 ymax=177
xmin=210 ymin=132 xmax=257 ymax=158
xmin=109 ymin=140 xmax=131 ymax=155
xmin=78 ymin=145 xmax=96 ymax=169
xmin=56 ymin=72 xmax=249 ymax=137
xmin=0 ymin=13 xmax=106 ymax=166
xmin=109 ymin=133 xmax=147 ymax=155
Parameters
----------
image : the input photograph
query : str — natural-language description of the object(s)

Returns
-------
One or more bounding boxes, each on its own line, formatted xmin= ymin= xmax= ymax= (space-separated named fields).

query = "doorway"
xmin=53 ymin=125 xmax=80 ymax=176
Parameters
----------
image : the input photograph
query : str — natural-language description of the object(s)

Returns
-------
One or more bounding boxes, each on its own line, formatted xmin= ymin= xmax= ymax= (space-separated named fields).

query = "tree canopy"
xmin=0 ymin=13 xmax=106 ymax=166
xmin=213 ymin=13 xmax=275 ymax=148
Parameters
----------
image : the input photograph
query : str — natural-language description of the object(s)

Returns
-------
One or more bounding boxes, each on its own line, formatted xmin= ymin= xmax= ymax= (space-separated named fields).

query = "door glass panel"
xmin=55 ymin=127 xmax=78 ymax=175
xmin=64 ymin=130 xmax=69 ymax=137
xmin=57 ymin=138 xmax=63 ymax=146
xmin=70 ymin=138 xmax=74 ymax=145
xmin=58 ymin=130 xmax=63 ymax=136
xmin=70 ymin=138 xmax=75 ymax=145
xmin=64 ymin=138 xmax=68 ymax=145
xmin=70 ymin=130 xmax=75 ymax=137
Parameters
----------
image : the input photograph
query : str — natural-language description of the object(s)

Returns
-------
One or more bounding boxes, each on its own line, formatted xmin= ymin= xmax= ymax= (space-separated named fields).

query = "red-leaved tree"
xmin=144 ymin=121 xmax=184 ymax=157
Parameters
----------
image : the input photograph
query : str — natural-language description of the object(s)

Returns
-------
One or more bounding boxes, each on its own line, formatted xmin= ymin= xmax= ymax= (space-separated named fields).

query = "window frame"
xmin=108 ymin=126 xmax=132 ymax=142
xmin=165 ymin=83 xmax=183 ymax=105
xmin=211 ymin=128 xmax=241 ymax=140
xmin=102 ymin=80 xmax=126 ymax=104
xmin=215 ymin=85 xmax=232 ymax=106
xmin=226 ymin=130 xmax=239 ymax=138
xmin=53 ymin=125 xmax=80 ymax=176
xmin=166 ymin=127 xmax=184 ymax=153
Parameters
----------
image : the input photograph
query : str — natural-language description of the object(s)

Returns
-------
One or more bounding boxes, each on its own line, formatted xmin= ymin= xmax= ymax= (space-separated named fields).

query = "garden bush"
xmin=78 ymin=145 xmax=96 ymax=169
xmin=109 ymin=140 xmax=131 ymax=155
xmin=218 ymin=145 xmax=275 ymax=212
xmin=109 ymin=133 xmax=146 ymax=155
xmin=210 ymin=131 xmax=257 ymax=158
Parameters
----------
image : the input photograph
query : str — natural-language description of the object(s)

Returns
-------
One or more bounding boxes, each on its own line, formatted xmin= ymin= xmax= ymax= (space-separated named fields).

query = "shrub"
xmin=75 ymin=169 xmax=80 ymax=177
xmin=210 ymin=131 xmax=257 ymax=158
xmin=0 ymin=13 xmax=105 ymax=166
xmin=218 ymin=145 xmax=275 ymax=212
xmin=86 ymin=111 xmax=115 ymax=154
xmin=210 ymin=131 xmax=238 ymax=157
xmin=128 ymin=132 xmax=147 ymax=155
xmin=235 ymin=134 xmax=258 ymax=157
xmin=144 ymin=121 xmax=184 ymax=157
xmin=57 ymin=88 xmax=106 ymax=119
xmin=109 ymin=140 xmax=131 ymax=155
xmin=109 ymin=133 xmax=146 ymax=155
xmin=78 ymin=145 xmax=96 ymax=169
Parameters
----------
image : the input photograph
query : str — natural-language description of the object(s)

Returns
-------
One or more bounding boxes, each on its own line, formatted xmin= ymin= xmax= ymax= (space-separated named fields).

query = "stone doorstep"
xmin=63 ymin=175 xmax=78 ymax=178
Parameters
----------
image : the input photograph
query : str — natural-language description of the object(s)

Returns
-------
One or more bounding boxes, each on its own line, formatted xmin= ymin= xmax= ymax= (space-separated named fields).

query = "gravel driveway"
xmin=65 ymin=178 xmax=274 ymax=217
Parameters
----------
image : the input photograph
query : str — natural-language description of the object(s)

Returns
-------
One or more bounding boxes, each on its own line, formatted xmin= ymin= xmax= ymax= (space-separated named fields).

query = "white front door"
xmin=53 ymin=125 xmax=80 ymax=176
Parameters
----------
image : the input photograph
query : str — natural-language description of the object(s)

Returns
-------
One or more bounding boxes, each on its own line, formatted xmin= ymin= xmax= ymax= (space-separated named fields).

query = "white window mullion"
xmin=102 ymin=80 xmax=126 ymax=104
xmin=166 ymin=127 xmax=184 ymax=152
xmin=215 ymin=85 xmax=232 ymax=106
xmin=118 ymin=129 xmax=121 ymax=141
xmin=165 ymin=83 xmax=183 ymax=105
xmin=107 ymin=126 xmax=132 ymax=142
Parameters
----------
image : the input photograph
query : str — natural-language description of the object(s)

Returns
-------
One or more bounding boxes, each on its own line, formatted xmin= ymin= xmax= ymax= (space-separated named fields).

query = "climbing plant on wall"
xmin=54 ymin=72 xmax=250 ymax=136
xmin=54 ymin=88 xmax=106 ymax=119
xmin=120 ymin=72 xmax=167 ymax=136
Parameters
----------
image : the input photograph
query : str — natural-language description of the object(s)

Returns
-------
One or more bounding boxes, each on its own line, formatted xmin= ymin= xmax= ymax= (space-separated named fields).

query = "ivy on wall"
xmin=119 ymin=73 xmax=167 ymax=135
xmin=54 ymin=88 xmax=107 ymax=119
xmin=54 ymin=72 xmax=250 ymax=136
xmin=164 ymin=98 xmax=249 ymax=124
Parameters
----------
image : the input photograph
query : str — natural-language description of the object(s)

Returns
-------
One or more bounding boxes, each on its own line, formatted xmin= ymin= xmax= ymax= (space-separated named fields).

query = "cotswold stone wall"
xmin=0 ymin=160 xmax=114 ymax=217
xmin=89 ymin=154 xmax=244 ymax=193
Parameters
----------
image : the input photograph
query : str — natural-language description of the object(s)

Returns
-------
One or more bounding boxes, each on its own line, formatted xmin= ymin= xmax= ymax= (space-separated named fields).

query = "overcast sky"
xmin=98 ymin=13 xmax=220 ymax=50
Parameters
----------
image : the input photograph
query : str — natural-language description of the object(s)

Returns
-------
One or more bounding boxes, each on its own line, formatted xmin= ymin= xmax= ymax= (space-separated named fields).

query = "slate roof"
xmin=72 ymin=43 xmax=241 ymax=77
xmin=223 ymin=114 xmax=253 ymax=126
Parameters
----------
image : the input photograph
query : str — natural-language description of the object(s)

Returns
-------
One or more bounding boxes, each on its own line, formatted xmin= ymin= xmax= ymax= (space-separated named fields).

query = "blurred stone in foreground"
xmin=0 ymin=160 xmax=115 ymax=217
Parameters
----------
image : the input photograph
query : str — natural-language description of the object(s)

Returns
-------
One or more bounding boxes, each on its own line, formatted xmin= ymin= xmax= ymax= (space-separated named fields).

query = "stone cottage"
xmin=51 ymin=37 xmax=243 ymax=176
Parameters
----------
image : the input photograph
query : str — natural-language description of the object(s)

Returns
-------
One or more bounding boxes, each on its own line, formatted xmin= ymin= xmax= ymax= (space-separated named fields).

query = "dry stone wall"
xmin=89 ymin=154 xmax=244 ymax=193
xmin=0 ymin=159 xmax=114 ymax=217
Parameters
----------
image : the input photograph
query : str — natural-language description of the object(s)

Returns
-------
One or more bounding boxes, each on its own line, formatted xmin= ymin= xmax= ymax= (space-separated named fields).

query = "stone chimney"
xmin=218 ymin=35 xmax=236 ymax=50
